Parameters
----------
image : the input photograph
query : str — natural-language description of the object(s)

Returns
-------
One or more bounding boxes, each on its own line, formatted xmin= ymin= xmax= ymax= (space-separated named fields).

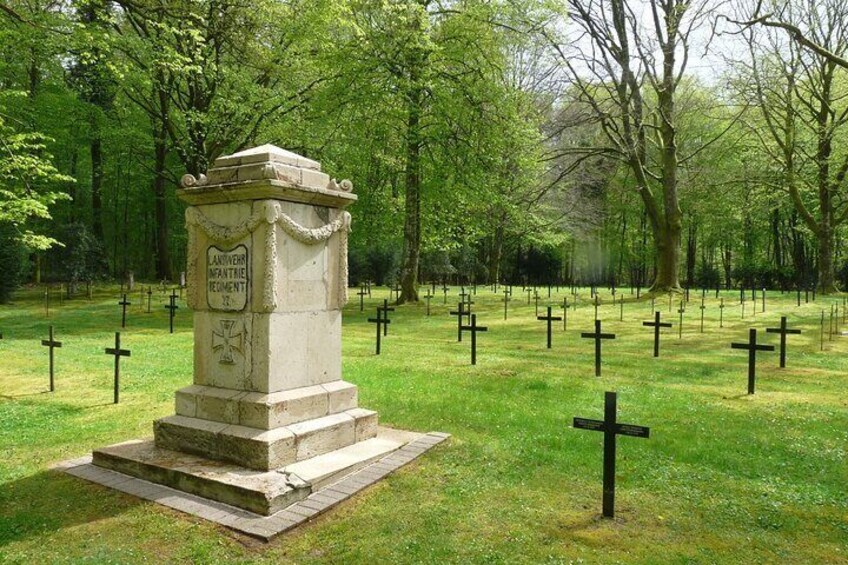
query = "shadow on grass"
xmin=0 ymin=468 xmax=143 ymax=547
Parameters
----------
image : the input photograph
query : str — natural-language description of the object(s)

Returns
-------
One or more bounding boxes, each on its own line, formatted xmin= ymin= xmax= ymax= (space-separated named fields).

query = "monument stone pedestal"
xmin=87 ymin=145 xmax=441 ymax=521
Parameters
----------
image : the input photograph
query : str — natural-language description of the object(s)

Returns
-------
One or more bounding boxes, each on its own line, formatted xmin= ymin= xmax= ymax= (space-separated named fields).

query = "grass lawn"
xmin=0 ymin=284 xmax=846 ymax=564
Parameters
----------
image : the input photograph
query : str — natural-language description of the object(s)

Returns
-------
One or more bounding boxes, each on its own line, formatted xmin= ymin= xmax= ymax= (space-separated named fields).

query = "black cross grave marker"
xmin=581 ymin=320 xmax=616 ymax=377
xmin=392 ymin=283 xmax=402 ymax=303
xmin=642 ymin=311 xmax=672 ymax=358
xmin=377 ymin=299 xmax=395 ymax=336
xmin=357 ymin=285 xmax=368 ymax=312
xmin=449 ymin=302 xmax=469 ymax=342
xmin=561 ymin=297 xmax=569 ymax=330
xmin=165 ymin=291 xmax=179 ymax=334
xmin=573 ymin=391 xmax=650 ymax=518
xmin=424 ymin=291 xmax=433 ymax=316
xmin=537 ymin=306 xmax=562 ymax=349
xmin=593 ymin=294 xmax=601 ymax=321
xmin=719 ymin=298 xmax=725 ymax=328
xmin=105 ymin=332 xmax=131 ymax=404
xmin=534 ymin=290 xmax=540 ymax=316
xmin=146 ymin=287 xmax=152 ymax=313
xmin=677 ymin=301 xmax=685 ymax=338
xmin=118 ymin=294 xmax=131 ymax=328
xmin=526 ymin=287 xmax=532 ymax=305
xmin=730 ymin=328 xmax=774 ymax=394
xmin=766 ymin=316 xmax=801 ymax=368
xmin=460 ymin=314 xmax=487 ymax=365
xmin=367 ymin=309 xmax=390 ymax=355
xmin=503 ymin=288 xmax=511 ymax=320
xmin=41 ymin=325 xmax=62 ymax=392
xmin=762 ymin=288 xmax=766 ymax=313
xmin=442 ymin=284 xmax=449 ymax=304
xmin=699 ymin=299 xmax=706 ymax=333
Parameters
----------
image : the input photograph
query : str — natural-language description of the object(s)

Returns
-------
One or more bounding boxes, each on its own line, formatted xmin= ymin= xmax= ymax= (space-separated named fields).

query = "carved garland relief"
xmin=186 ymin=201 xmax=351 ymax=313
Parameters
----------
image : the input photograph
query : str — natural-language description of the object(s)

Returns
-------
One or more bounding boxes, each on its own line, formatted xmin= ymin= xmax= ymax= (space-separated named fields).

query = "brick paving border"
xmin=59 ymin=432 xmax=450 ymax=541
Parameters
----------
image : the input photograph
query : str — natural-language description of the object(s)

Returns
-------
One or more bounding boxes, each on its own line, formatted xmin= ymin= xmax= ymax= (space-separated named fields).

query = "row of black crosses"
xmin=3 ymin=326 xmax=131 ymax=404
xmin=117 ymin=289 xmax=180 ymax=334
xmin=368 ymin=289 xmax=807 ymax=394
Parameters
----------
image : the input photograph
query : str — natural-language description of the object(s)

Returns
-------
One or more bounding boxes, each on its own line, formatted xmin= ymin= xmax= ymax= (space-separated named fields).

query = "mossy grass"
xmin=1 ymin=284 xmax=846 ymax=563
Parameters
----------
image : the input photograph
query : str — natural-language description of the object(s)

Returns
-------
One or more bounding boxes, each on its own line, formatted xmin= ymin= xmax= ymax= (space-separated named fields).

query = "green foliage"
xmin=46 ymin=222 xmax=108 ymax=283
xmin=0 ymin=92 xmax=72 ymax=249
xmin=0 ymin=221 xmax=27 ymax=303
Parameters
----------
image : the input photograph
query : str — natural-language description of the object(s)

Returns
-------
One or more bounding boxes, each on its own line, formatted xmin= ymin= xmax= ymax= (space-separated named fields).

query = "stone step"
xmin=154 ymin=409 xmax=378 ymax=471
xmin=175 ymin=381 xmax=358 ymax=430
xmin=90 ymin=426 xmax=422 ymax=516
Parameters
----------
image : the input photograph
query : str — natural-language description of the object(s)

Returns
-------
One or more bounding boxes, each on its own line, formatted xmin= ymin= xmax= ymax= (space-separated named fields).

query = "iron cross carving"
xmin=212 ymin=319 xmax=244 ymax=365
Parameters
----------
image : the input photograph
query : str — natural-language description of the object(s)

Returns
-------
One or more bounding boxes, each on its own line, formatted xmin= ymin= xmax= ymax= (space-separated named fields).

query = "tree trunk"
xmin=818 ymin=226 xmax=837 ymax=292
xmin=153 ymin=125 xmax=171 ymax=281
xmin=91 ymin=132 xmax=104 ymax=242
xmin=686 ymin=220 xmax=696 ymax=288
xmin=398 ymin=83 xmax=424 ymax=304
xmin=652 ymin=225 xmax=681 ymax=292
xmin=488 ymin=222 xmax=504 ymax=284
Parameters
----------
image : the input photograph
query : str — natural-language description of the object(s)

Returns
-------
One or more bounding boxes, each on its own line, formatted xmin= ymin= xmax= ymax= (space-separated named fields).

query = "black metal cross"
xmin=165 ymin=291 xmax=179 ymax=334
xmin=619 ymin=295 xmax=624 ymax=321
xmin=719 ymin=298 xmax=725 ymax=328
xmin=460 ymin=314 xmax=487 ymax=365
xmin=377 ymin=299 xmax=395 ymax=336
xmin=581 ymin=320 xmax=616 ymax=377
xmin=593 ymin=294 xmax=601 ymax=321
xmin=367 ymin=309 xmax=390 ymax=355
xmin=730 ymin=328 xmax=775 ymax=394
xmin=766 ymin=316 xmax=801 ymax=368
xmin=761 ymin=288 xmax=766 ymax=313
xmin=449 ymin=302 xmax=468 ymax=342
xmin=41 ymin=325 xmax=62 ymax=392
xmin=503 ymin=288 xmax=511 ymax=320
xmin=424 ymin=291 xmax=433 ymax=316
xmin=534 ymin=290 xmax=540 ymax=316
xmin=573 ymin=391 xmax=650 ymax=519
xmin=442 ymin=284 xmax=449 ymax=304
xmin=677 ymin=301 xmax=685 ymax=338
xmin=105 ymin=332 xmax=131 ymax=404
xmin=526 ymin=287 xmax=532 ymax=305
xmin=642 ymin=311 xmax=672 ymax=358
xmin=561 ymin=297 xmax=569 ymax=330
xmin=118 ymin=294 xmax=131 ymax=328
xmin=699 ymin=299 xmax=706 ymax=333
xmin=357 ymin=285 xmax=368 ymax=312
xmin=537 ymin=306 xmax=562 ymax=349
xmin=146 ymin=287 xmax=152 ymax=313
xmin=392 ymin=283 xmax=402 ymax=303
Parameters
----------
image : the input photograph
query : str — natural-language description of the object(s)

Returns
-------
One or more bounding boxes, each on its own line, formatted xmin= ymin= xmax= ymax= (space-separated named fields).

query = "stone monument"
xmin=90 ymin=145 xmax=438 ymax=519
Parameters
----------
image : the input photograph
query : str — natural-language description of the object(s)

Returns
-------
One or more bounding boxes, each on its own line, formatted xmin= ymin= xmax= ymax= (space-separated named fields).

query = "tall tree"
xmin=735 ymin=0 xmax=848 ymax=291
xmin=549 ymin=0 xmax=718 ymax=293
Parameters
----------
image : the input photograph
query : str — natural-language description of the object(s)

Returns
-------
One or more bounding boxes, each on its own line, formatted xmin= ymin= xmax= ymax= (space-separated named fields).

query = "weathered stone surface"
xmin=92 ymin=439 xmax=310 ymax=515
xmin=175 ymin=382 xmax=357 ymax=430
xmin=90 ymin=145 xmax=430 ymax=518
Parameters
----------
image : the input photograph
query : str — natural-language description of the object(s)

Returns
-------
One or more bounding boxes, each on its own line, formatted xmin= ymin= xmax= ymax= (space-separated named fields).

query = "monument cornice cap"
xmin=177 ymin=144 xmax=356 ymax=208
xmin=213 ymin=144 xmax=322 ymax=171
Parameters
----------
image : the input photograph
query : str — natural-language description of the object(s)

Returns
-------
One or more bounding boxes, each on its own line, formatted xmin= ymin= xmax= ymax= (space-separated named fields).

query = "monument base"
xmin=92 ymin=427 xmax=421 ymax=516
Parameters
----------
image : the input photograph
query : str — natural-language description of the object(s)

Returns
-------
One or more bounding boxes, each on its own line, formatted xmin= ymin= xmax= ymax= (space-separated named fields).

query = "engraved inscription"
xmin=212 ymin=319 xmax=243 ymax=364
xmin=207 ymin=245 xmax=248 ymax=311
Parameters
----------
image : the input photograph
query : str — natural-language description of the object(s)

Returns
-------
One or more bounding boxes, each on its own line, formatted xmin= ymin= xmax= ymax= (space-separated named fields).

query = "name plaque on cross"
xmin=206 ymin=244 xmax=249 ymax=311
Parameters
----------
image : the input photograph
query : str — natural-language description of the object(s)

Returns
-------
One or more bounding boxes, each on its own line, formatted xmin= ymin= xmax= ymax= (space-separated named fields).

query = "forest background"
xmin=2 ymin=0 xmax=848 ymax=303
